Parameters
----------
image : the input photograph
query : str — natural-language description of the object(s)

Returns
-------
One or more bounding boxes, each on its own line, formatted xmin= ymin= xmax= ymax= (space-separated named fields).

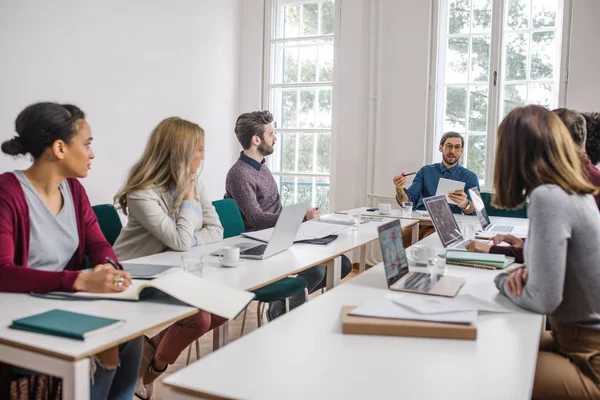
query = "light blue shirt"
xmin=402 ymin=163 xmax=480 ymax=214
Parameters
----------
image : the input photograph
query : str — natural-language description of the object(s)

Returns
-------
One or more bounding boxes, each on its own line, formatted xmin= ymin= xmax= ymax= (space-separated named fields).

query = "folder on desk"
xmin=341 ymin=306 xmax=477 ymax=340
xmin=10 ymin=309 xmax=124 ymax=340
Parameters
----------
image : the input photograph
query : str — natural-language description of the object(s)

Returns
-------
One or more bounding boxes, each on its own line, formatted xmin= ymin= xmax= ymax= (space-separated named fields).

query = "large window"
xmin=433 ymin=0 xmax=567 ymax=186
xmin=265 ymin=0 xmax=336 ymax=213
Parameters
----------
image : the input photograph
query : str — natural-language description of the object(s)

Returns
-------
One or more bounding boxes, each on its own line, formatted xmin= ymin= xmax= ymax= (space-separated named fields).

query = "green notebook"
xmin=10 ymin=309 xmax=124 ymax=340
xmin=446 ymin=251 xmax=515 ymax=270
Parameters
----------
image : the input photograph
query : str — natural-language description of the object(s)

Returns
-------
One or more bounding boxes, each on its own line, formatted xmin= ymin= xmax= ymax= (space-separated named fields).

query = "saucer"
xmin=217 ymin=258 xmax=247 ymax=268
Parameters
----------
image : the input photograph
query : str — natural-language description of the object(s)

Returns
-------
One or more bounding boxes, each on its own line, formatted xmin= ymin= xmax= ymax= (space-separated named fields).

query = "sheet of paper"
xmin=349 ymin=297 xmax=477 ymax=324
xmin=242 ymin=221 xmax=347 ymax=243
xmin=388 ymin=293 xmax=511 ymax=314
xmin=435 ymin=178 xmax=466 ymax=205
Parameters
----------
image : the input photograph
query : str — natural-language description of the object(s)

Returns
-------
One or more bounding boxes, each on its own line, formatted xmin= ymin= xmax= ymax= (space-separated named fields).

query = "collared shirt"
xmin=403 ymin=163 xmax=480 ymax=214
xmin=239 ymin=151 xmax=266 ymax=171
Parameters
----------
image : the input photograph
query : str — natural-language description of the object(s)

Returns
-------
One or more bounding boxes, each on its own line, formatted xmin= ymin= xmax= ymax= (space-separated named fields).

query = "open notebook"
xmin=44 ymin=271 xmax=254 ymax=320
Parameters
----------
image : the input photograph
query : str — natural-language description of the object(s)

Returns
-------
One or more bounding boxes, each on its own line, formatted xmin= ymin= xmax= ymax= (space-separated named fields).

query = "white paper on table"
xmin=435 ymin=178 xmax=466 ymax=205
xmin=387 ymin=293 xmax=511 ymax=314
xmin=242 ymin=220 xmax=347 ymax=243
xmin=349 ymin=297 xmax=477 ymax=325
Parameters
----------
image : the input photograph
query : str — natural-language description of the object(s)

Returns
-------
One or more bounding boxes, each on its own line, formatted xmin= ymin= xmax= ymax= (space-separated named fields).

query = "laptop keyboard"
xmin=241 ymin=244 xmax=267 ymax=256
xmin=491 ymin=225 xmax=514 ymax=233
xmin=404 ymin=272 xmax=434 ymax=291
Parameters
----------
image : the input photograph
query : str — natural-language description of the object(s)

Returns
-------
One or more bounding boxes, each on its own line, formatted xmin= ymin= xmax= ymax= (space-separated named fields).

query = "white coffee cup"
xmin=222 ymin=246 xmax=240 ymax=264
xmin=378 ymin=203 xmax=392 ymax=215
xmin=406 ymin=245 xmax=436 ymax=264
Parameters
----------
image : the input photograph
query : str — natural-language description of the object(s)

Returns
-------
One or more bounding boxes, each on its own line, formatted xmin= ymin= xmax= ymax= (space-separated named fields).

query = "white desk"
xmin=163 ymin=263 xmax=543 ymax=400
xmin=0 ymin=293 xmax=196 ymax=400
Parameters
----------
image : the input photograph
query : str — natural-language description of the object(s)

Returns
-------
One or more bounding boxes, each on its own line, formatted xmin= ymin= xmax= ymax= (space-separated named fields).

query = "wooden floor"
xmin=147 ymin=269 xmax=359 ymax=400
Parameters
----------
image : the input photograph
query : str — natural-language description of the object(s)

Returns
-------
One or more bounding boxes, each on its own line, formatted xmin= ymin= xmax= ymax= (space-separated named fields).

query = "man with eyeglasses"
xmin=393 ymin=131 xmax=479 ymax=216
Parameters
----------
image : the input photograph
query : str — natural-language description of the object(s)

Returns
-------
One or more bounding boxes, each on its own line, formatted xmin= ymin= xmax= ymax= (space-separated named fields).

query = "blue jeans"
xmin=90 ymin=336 xmax=143 ymax=400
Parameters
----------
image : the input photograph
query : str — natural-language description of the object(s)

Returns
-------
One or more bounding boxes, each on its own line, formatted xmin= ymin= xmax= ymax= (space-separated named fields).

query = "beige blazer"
xmin=114 ymin=180 xmax=223 ymax=261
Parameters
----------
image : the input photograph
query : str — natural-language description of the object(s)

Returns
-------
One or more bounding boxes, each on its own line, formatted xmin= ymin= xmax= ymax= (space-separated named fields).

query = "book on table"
xmin=10 ymin=309 xmax=124 ymax=340
xmin=43 ymin=270 xmax=254 ymax=320
xmin=445 ymin=251 xmax=515 ymax=270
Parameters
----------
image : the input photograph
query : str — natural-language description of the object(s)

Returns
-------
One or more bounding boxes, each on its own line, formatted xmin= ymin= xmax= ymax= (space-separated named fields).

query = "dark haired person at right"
xmin=0 ymin=102 xmax=141 ymax=400
xmin=466 ymin=108 xmax=600 ymax=261
xmin=225 ymin=110 xmax=352 ymax=321
xmin=491 ymin=105 xmax=600 ymax=399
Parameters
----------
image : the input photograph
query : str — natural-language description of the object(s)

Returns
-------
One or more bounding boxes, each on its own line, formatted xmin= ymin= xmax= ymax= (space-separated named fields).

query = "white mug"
xmin=222 ymin=246 xmax=240 ymax=264
xmin=378 ymin=203 xmax=392 ymax=215
xmin=406 ymin=245 xmax=436 ymax=264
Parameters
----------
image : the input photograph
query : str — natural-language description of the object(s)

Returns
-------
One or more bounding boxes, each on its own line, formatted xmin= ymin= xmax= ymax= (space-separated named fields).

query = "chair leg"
xmin=285 ymin=297 xmax=290 ymax=312
xmin=240 ymin=307 xmax=248 ymax=336
xmin=321 ymin=288 xmax=326 ymax=294
xmin=186 ymin=345 xmax=192 ymax=365
xmin=304 ymin=288 xmax=310 ymax=302
xmin=195 ymin=339 xmax=200 ymax=360
xmin=257 ymin=302 xmax=263 ymax=328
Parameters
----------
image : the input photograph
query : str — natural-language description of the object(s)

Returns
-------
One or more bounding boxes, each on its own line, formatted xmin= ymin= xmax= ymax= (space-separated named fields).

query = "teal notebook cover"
xmin=10 ymin=309 xmax=124 ymax=340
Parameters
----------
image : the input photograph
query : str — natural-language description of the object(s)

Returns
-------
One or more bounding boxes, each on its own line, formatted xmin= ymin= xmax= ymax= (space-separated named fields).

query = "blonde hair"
xmin=493 ymin=105 xmax=597 ymax=210
xmin=115 ymin=117 xmax=204 ymax=215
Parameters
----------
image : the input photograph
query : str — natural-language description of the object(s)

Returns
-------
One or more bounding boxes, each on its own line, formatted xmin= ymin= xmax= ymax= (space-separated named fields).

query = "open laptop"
xmin=468 ymin=187 xmax=528 ymax=238
xmin=212 ymin=202 xmax=309 ymax=260
xmin=423 ymin=195 xmax=471 ymax=250
xmin=378 ymin=219 xmax=465 ymax=297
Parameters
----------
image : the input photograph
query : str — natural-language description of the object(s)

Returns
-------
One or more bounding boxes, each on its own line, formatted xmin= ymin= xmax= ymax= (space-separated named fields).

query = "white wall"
xmin=0 ymin=0 xmax=241 ymax=205
xmin=565 ymin=0 xmax=600 ymax=113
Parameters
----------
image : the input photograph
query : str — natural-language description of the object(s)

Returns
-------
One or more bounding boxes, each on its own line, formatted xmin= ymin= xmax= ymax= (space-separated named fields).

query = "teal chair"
xmin=211 ymin=199 xmax=308 ymax=334
xmin=480 ymin=191 xmax=528 ymax=219
xmin=92 ymin=204 xmax=123 ymax=245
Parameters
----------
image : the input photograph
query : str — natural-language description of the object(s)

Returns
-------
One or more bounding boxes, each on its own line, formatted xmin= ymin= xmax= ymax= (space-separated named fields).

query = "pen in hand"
xmin=105 ymin=257 xmax=124 ymax=271
xmin=403 ymin=172 xmax=417 ymax=177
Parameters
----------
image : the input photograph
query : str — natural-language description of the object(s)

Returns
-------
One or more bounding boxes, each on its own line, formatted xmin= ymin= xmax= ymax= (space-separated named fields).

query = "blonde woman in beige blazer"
xmin=113 ymin=117 xmax=226 ymax=400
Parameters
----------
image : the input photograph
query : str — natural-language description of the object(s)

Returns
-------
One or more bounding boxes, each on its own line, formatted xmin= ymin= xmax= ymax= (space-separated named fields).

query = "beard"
xmin=258 ymin=141 xmax=274 ymax=157
xmin=442 ymin=154 xmax=460 ymax=166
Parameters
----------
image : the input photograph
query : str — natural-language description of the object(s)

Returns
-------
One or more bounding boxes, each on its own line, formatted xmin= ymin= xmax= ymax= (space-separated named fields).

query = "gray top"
xmin=495 ymin=184 xmax=600 ymax=328
xmin=14 ymin=170 xmax=79 ymax=271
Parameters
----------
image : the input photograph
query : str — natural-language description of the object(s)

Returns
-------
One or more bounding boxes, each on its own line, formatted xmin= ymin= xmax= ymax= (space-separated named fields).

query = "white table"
xmin=162 ymin=262 xmax=543 ymax=400
xmin=0 ymin=293 xmax=196 ymax=400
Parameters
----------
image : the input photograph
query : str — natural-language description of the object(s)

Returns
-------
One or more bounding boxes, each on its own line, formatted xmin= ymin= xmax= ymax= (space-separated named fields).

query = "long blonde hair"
xmin=115 ymin=117 xmax=204 ymax=215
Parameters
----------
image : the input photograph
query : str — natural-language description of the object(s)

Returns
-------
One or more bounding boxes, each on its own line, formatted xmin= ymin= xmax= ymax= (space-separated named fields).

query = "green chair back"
xmin=92 ymin=204 xmax=123 ymax=245
xmin=480 ymin=191 xmax=528 ymax=219
xmin=212 ymin=198 xmax=245 ymax=238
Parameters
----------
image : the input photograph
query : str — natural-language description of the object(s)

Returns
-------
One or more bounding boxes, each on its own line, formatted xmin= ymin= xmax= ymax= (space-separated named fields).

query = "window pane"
xmin=283 ymin=5 xmax=300 ymax=38
xmin=302 ymin=3 xmax=319 ymax=36
xmin=506 ymin=0 xmax=530 ymax=30
xmin=297 ymin=176 xmax=314 ymax=204
xmin=532 ymin=0 xmax=558 ymax=28
xmin=299 ymin=90 xmax=316 ymax=128
xmin=315 ymin=176 xmax=330 ymax=213
xmin=283 ymin=47 xmax=299 ymax=83
xmin=299 ymin=46 xmax=317 ymax=82
xmin=316 ymin=133 xmax=331 ymax=173
xmin=317 ymin=89 xmax=332 ymax=128
xmin=298 ymin=133 xmax=315 ymax=173
xmin=466 ymin=134 xmax=486 ymax=181
xmin=528 ymin=82 xmax=554 ymax=108
xmin=445 ymin=86 xmax=467 ymax=132
xmin=530 ymin=30 xmax=556 ymax=80
xmin=318 ymin=44 xmax=334 ymax=82
xmin=448 ymin=0 xmax=471 ymax=34
xmin=281 ymin=133 xmax=297 ymax=172
xmin=321 ymin=0 xmax=335 ymax=34
xmin=505 ymin=32 xmax=528 ymax=80
xmin=502 ymin=84 xmax=526 ymax=118
xmin=471 ymin=0 xmax=492 ymax=33
xmin=282 ymin=90 xmax=298 ymax=128
xmin=446 ymin=37 xmax=469 ymax=83
xmin=280 ymin=175 xmax=296 ymax=205
xmin=470 ymin=35 xmax=491 ymax=82
xmin=469 ymin=86 xmax=488 ymax=132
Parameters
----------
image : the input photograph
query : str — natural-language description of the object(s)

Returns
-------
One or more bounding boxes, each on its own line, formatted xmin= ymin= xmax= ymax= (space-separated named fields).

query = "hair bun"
xmin=1 ymin=136 xmax=26 ymax=156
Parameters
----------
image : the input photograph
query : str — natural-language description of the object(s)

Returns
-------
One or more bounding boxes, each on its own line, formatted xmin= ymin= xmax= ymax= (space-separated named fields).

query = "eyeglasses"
xmin=443 ymin=143 xmax=463 ymax=151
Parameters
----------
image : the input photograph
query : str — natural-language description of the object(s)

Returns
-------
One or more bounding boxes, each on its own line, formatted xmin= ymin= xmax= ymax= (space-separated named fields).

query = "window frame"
xmin=427 ymin=0 xmax=572 ymax=189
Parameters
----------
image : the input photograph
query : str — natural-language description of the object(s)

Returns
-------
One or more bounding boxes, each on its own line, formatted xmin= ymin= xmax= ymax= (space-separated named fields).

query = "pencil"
xmin=403 ymin=172 xmax=416 ymax=177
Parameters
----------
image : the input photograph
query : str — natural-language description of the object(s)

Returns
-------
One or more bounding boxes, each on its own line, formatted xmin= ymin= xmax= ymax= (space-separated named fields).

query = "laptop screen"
xmin=377 ymin=220 xmax=409 ymax=286
xmin=423 ymin=195 xmax=463 ymax=247
xmin=469 ymin=187 xmax=491 ymax=229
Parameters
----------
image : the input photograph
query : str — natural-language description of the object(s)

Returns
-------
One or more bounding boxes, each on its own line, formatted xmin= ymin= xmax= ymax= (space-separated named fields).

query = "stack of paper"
xmin=445 ymin=251 xmax=515 ymax=270
xmin=387 ymin=293 xmax=511 ymax=314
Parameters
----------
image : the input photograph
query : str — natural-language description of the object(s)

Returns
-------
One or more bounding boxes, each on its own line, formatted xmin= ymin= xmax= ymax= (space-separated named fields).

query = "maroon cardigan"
xmin=0 ymin=172 xmax=118 ymax=293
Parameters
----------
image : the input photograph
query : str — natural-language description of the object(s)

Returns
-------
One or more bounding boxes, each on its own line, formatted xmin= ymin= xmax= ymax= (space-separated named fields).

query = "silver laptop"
xmin=378 ymin=219 xmax=465 ymax=297
xmin=212 ymin=202 xmax=309 ymax=260
xmin=468 ymin=188 xmax=528 ymax=238
xmin=423 ymin=195 xmax=471 ymax=250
